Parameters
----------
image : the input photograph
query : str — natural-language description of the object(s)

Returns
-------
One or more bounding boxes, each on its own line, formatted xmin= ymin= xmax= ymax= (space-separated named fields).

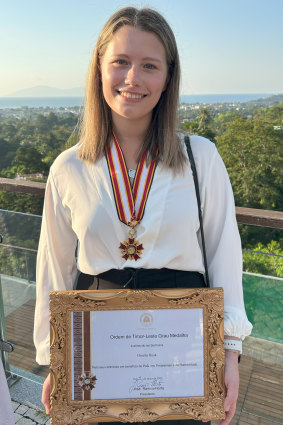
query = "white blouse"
xmin=34 ymin=135 xmax=252 ymax=365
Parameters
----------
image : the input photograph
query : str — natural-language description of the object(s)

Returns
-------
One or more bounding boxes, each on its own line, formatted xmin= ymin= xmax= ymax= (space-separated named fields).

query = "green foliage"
xmin=216 ymin=116 xmax=283 ymax=211
xmin=0 ymin=111 xmax=79 ymax=213
xmin=243 ymin=241 xmax=283 ymax=277
xmin=0 ymin=111 xmax=78 ymax=176
xmin=12 ymin=146 xmax=48 ymax=174
xmin=216 ymin=104 xmax=283 ymax=250
xmin=0 ymin=139 xmax=18 ymax=170
xmin=254 ymin=103 xmax=283 ymax=123
xmin=0 ymin=210 xmax=41 ymax=281
xmin=238 ymin=223 xmax=282 ymax=251
xmin=183 ymin=107 xmax=216 ymax=140
xmin=0 ymin=191 xmax=44 ymax=215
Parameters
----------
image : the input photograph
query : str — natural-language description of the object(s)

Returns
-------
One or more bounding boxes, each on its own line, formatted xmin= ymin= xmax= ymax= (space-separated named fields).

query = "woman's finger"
xmin=220 ymin=401 xmax=236 ymax=425
xmin=41 ymin=373 xmax=51 ymax=414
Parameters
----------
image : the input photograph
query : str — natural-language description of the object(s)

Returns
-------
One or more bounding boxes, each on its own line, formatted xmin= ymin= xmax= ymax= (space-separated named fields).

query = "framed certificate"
xmin=49 ymin=288 xmax=225 ymax=423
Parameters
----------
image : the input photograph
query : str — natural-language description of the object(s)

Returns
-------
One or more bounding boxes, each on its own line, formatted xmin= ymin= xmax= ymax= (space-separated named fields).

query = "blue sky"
xmin=0 ymin=0 xmax=283 ymax=96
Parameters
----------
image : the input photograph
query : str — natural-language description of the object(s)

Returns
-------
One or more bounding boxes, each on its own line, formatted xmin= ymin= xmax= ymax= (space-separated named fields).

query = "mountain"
xmin=6 ymin=85 xmax=84 ymax=97
xmin=246 ymin=93 xmax=283 ymax=105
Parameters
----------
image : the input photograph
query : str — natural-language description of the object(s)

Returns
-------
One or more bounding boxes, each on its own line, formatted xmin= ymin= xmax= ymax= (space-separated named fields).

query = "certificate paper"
xmin=71 ymin=308 xmax=204 ymax=400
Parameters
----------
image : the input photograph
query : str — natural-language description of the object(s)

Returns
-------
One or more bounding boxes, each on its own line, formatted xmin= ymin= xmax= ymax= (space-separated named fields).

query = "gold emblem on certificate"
xmin=140 ymin=312 xmax=154 ymax=326
xmin=106 ymin=133 xmax=157 ymax=261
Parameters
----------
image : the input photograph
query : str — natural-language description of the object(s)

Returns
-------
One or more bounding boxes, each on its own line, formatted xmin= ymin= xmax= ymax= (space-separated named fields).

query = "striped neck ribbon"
xmin=106 ymin=133 xmax=157 ymax=228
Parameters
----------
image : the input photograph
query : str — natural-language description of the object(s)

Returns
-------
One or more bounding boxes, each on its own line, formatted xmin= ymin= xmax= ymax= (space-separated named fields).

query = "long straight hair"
xmin=78 ymin=7 xmax=187 ymax=170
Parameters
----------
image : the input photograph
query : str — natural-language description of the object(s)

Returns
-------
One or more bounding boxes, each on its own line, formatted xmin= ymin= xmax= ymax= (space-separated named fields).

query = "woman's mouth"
xmin=117 ymin=90 xmax=146 ymax=99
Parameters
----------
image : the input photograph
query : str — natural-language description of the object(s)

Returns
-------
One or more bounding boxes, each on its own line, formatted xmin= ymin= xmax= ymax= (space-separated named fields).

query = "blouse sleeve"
xmin=33 ymin=168 xmax=78 ymax=365
xmin=198 ymin=142 xmax=252 ymax=340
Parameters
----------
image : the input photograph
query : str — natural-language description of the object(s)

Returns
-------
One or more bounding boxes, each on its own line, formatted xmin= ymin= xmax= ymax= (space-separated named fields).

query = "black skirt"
xmin=76 ymin=268 xmax=210 ymax=425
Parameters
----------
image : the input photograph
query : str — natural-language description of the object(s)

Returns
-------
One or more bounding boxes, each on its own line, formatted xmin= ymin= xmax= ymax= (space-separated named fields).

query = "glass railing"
xmin=0 ymin=209 xmax=48 ymax=380
xmin=242 ymin=247 xmax=283 ymax=343
xmin=0 ymin=208 xmax=282 ymax=382
xmin=243 ymin=272 xmax=283 ymax=344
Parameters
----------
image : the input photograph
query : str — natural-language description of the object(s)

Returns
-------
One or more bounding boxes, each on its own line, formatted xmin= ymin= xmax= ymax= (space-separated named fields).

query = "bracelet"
xmin=224 ymin=339 xmax=242 ymax=354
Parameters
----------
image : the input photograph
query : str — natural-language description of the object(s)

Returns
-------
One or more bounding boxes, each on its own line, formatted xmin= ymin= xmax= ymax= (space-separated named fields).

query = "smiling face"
xmin=100 ymin=26 xmax=168 ymax=129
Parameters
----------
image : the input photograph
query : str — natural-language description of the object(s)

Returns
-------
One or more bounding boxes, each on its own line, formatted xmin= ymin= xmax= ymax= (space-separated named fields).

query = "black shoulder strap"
xmin=184 ymin=136 xmax=210 ymax=287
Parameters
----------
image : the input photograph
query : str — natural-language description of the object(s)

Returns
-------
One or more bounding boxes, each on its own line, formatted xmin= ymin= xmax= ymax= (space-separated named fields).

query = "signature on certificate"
xmin=129 ymin=376 xmax=164 ymax=393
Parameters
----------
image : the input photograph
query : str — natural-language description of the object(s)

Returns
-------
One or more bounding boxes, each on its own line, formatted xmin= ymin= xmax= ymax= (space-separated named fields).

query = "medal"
xmin=106 ymin=133 xmax=157 ymax=261
xmin=78 ymin=373 xmax=97 ymax=391
xmin=119 ymin=221 xmax=144 ymax=261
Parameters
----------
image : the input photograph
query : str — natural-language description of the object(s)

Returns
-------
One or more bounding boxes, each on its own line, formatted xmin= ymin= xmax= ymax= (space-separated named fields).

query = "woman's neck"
xmin=112 ymin=115 xmax=150 ymax=169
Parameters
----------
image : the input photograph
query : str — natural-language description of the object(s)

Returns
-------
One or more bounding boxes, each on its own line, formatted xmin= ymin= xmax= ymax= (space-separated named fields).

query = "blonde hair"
xmin=78 ymin=7 xmax=187 ymax=170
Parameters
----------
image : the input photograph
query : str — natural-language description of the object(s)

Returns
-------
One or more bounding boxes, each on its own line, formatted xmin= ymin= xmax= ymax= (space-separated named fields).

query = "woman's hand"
xmin=42 ymin=373 xmax=51 ymax=414
xmin=202 ymin=350 xmax=239 ymax=424
xmin=41 ymin=373 xmax=88 ymax=425
xmin=219 ymin=350 xmax=240 ymax=425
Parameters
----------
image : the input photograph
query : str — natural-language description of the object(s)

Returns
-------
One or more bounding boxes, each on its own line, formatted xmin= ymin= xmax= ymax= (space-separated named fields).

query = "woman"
xmin=34 ymin=7 xmax=252 ymax=425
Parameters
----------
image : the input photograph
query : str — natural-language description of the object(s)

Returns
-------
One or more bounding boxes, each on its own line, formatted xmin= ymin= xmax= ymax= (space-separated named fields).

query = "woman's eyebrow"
xmin=111 ymin=54 xmax=162 ymax=63
xmin=143 ymin=57 xmax=162 ymax=63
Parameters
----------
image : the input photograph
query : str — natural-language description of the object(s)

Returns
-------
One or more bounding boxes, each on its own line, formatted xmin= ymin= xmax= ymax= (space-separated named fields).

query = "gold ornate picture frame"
xmin=50 ymin=288 xmax=225 ymax=424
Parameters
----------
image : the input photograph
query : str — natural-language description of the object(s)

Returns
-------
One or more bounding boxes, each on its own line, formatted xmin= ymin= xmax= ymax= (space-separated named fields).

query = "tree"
xmin=216 ymin=111 xmax=283 ymax=248
xmin=35 ymin=114 xmax=49 ymax=132
xmin=216 ymin=117 xmax=283 ymax=211
xmin=0 ymin=190 xmax=44 ymax=215
xmin=183 ymin=107 xmax=216 ymax=140
xmin=12 ymin=146 xmax=48 ymax=174
xmin=0 ymin=139 xmax=17 ymax=171
xmin=243 ymin=241 xmax=283 ymax=277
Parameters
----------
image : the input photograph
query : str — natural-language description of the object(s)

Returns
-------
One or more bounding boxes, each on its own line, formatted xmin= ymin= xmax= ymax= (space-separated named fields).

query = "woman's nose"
xmin=125 ymin=65 xmax=140 ymax=86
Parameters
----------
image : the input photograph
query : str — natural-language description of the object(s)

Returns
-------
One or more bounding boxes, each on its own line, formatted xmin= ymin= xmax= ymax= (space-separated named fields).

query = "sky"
xmin=0 ymin=0 xmax=283 ymax=96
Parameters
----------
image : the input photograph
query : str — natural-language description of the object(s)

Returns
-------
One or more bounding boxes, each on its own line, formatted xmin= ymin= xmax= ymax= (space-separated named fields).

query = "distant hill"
xmin=6 ymin=85 xmax=84 ymax=97
xmin=246 ymin=93 xmax=283 ymax=105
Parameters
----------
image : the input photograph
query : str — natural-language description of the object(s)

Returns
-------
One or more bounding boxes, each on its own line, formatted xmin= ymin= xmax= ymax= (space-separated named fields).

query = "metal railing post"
xmin=0 ymin=234 xmax=14 ymax=378
xmin=0 ymin=274 xmax=11 ymax=376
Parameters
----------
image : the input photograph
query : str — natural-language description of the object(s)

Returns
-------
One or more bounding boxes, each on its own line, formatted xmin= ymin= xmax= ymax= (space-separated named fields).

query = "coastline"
xmin=0 ymin=92 xmax=278 ymax=109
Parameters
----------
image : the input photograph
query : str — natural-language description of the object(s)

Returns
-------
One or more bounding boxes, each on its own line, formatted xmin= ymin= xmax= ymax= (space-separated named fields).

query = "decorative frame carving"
xmin=50 ymin=288 xmax=225 ymax=423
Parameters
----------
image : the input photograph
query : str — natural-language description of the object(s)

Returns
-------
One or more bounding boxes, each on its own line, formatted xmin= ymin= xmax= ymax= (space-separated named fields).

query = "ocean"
xmin=0 ymin=97 xmax=84 ymax=109
xmin=179 ymin=93 xmax=272 ymax=104
xmin=0 ymin=93 xmax=273 ymax=109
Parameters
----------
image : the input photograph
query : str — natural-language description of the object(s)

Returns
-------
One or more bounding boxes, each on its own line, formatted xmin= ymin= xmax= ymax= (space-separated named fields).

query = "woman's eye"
xmin=144 ymin=63 xmax=156 ymax=70
xmin=115 ymin=59 xmax=127 ymax=65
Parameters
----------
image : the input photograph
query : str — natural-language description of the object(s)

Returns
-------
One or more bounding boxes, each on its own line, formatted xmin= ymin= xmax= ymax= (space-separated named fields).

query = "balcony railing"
xmin=1 ymin=176 xmax=283 ymax=228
